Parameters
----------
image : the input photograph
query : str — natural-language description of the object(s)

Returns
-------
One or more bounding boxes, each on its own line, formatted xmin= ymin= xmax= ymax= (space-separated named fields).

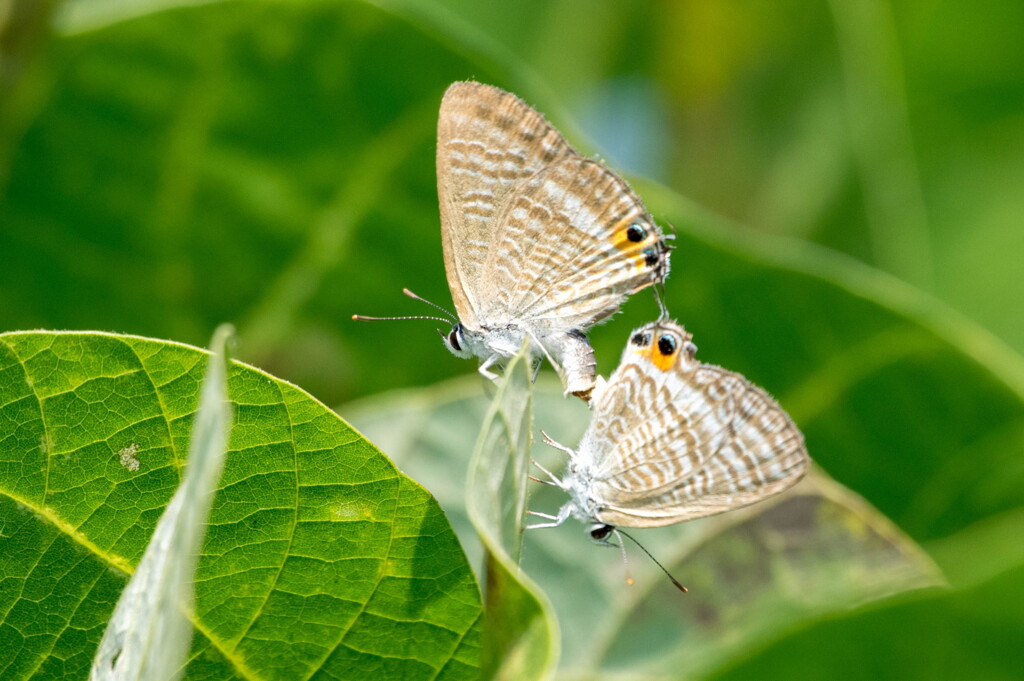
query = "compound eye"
xmin=589 ymin=524 xmax=613 ymax=541
xmin=447 ymin=328 xmax=462 ymax=352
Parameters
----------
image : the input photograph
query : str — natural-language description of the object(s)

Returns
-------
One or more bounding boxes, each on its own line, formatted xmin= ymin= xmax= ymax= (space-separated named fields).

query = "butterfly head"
xmin=627 ymin=320 xmax=697 ymax=371
xmin=587 ymin=523 xmax=616 ymax=546
xmin=441 ymin=322 xmax=474 ymax=359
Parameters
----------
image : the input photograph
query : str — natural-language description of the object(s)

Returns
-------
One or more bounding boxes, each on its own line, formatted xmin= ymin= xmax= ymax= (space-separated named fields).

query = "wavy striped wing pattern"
xmin=580 ymin=322 xmax=808 ymax=528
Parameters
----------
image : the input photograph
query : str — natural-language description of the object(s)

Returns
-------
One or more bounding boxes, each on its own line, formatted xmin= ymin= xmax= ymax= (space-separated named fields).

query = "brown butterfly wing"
xmin=437 ymin=81 xmax=574 ymax=326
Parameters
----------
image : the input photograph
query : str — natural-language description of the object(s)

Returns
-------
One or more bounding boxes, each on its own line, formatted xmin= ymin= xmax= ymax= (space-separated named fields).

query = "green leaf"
xmin=345 ymin=377 xmax=941 ymax=680
xmin=90 ymin=325 xmax=232 ymax=681
xmin=0 ymin=331 xmax=481 ymax=681
xmin=464 ymin=346 xmax=557 ymax=681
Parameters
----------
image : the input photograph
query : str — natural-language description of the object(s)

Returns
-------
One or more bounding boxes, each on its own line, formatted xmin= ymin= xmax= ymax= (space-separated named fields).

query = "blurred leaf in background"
xmin=1 ymin=0 xmax=1023 ymax=679
xmin=2 ymin=0 xmax=1022 ymax=397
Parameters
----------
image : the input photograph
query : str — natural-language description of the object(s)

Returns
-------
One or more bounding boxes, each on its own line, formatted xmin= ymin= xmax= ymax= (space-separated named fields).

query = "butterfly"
xmin=356 ymin=82 xmax=672 ymax=400
xmin=528 ymin=319 xmax=808 ymax=547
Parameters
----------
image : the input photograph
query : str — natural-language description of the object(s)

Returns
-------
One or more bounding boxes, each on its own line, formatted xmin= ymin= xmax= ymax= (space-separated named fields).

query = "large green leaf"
xmin=345 ymin=377 xmax=942 ymax=680
xmin=0 ymin=331 xmax=481 ymax=680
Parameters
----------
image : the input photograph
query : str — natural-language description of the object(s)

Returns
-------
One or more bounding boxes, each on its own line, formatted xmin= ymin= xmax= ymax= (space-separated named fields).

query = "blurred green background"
xmin=3 ymin=0 xmax=1023 ymax=405
xmin=2 ymin=0 xmax=1023 ymax=679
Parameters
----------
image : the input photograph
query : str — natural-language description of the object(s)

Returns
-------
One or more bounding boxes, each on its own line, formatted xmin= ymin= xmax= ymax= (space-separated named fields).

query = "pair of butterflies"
xmin=359 ymin=81 xmax=808 ymax=552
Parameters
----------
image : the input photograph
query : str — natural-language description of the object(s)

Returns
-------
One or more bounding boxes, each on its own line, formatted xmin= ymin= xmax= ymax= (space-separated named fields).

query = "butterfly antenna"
xmin=612 ymin=529 xmax=634 ymax=586
xmin=352 ymin=288 xmax=457 ymax=324
xmin=402 ymin=288 xmax=457 ymax=322
xmin=654 ymin=282 xmax=670 ymax=320
xmin=352 ymin=314 xmax=452 ymax=323
xmin=617 ymin=529 xmax=688 ymax=593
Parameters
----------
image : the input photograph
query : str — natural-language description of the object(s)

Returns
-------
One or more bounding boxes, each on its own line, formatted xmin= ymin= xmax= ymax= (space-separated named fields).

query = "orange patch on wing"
xmin=649 ymin=342 xmax=677 ymax=371
xmin=628 ymin=340 xmax=677 ymax=371
xmin=610 ymin=217 xmax=652 ymax=272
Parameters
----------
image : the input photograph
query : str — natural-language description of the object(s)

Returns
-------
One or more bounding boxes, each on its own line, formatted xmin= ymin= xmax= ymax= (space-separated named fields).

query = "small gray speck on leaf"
xmin=118 ymin=443 xmax=141 ymax=471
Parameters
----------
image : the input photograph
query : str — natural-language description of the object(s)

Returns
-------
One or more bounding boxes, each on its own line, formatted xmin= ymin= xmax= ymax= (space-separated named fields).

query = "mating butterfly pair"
xmin=357 ymin=82 xmax=808 ymax=554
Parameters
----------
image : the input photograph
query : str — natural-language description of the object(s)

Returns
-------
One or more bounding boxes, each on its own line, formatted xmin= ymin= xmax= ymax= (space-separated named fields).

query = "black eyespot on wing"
xmin=643 ymin=247 xmax=659 ymax=267
xmin=657 ymin=333 xmax=677 ymax=356
xmin=590 ymin=524 xmax=613 ymax=541
xmin=626 ymin=223 xmax=647 ymax=242
xmin=631 ymin=332 xmax=652 ymax=347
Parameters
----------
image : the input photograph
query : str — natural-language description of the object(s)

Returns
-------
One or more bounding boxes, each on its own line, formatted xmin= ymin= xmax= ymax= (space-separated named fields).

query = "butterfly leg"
xmin=540 ymin=429 xmax=577 ymax=461
xmin=478 ymin=354 xmax=500 ymax=381
xmin=529 ymin=454 xmax=567 ymax=488
xmin=524 ymin=504 xmax=571 ymax=530
xmin=531 ymin=357 xmax=542 ymax=383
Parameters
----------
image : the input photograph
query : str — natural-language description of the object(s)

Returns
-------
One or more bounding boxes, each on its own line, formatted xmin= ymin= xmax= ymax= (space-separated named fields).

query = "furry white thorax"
xmin=442 ymin=320 xmax=598 ymax=397
xmin=468 ymin=325 xmax=526 ymax=361
xmin=532 ymin=375 xmax=610 ymax=532
xmin=442 ymin=322 xmax=527 ymax=360
xmin=564 ymin=458 xmax=601 ymax=525
xmin=443 ymin=324 xmax=535 ymax=386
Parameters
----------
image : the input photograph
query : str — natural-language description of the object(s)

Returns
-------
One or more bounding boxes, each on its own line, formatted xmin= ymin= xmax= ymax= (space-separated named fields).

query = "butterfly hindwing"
xmin=581 ymin=322 xmax=808 ymax=528
xmin=480 ymin=156 xmax=667 ymax=333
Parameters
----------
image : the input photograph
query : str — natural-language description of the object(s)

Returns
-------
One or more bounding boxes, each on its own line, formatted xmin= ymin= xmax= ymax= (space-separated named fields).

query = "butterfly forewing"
xmin=431 ymin=82 xmax=675 ymax=398
xmin=437 ymin=82 xmax=574 ymax=324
